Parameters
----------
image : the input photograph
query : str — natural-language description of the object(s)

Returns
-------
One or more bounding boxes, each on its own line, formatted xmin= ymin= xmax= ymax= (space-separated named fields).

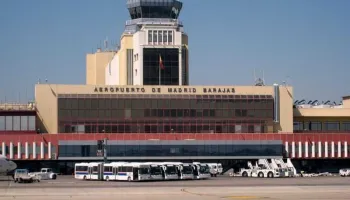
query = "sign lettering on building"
xmin=93 ymin=87 xmax=235 ymax=94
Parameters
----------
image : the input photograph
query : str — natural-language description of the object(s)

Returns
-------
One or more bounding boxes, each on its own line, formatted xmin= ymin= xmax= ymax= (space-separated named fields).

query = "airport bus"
xmin=74 ymin=162 xmax=104 ymax=180
xmin=116 ymin=162 xmax=152 ymax=181
xmin=192 ymin=162 xmax=211 ymax=179
xmin=143 ymin=162 xmax=164 ymax=181
xmin=161 ymin=162 xmax=194 ymax=180
xmin=148 ymin=162 xmax=179 ymax=180
xmin=103 ymin=162 xmax=128 ymax=181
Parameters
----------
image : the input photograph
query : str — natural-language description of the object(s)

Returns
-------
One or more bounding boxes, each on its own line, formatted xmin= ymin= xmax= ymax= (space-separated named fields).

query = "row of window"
xmin=148 ymin=30 xmax=173 ymax=44
xmin=59 ymin=123 xmax=268 ymax=133
xmin=58 ymin=109 xmax=274 ymax=119
xmin=0 ymin=116 xmax=36 ymax=131
xmin=58 ymin=98 xmax=274 ymax=110
xmin=59 ymin=144 xmax=283 ymax=157
xmin=294 ymin=121 xmax=350 ymax=132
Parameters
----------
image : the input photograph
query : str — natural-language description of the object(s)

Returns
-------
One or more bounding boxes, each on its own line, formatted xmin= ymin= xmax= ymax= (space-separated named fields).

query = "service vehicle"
xmin=339 ymin=168 xmax=350 ymax=177
xmin=14 ymin=169 xmax=41 ymax=183
xmin=205 ymin=163 xmax=223 ymax=177
xmin=29 ymin=168 xmax=58 ymax=180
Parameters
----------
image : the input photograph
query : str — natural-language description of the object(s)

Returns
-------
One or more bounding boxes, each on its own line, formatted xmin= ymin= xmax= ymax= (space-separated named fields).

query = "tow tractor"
xmin=14 ymin=169 xmax=41 ymax=183
xmin=29 ymin=168 xmax=58 ymax=180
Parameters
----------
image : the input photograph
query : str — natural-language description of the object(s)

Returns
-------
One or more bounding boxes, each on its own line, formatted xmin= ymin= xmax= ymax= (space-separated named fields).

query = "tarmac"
xmin=0 ymin=176 xmax=349 ymax=199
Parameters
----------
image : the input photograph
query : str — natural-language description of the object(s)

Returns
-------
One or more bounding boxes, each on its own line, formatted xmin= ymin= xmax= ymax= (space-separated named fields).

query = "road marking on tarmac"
xmin=221 ymin=196 xmax=269 ymax=199
xmin=47 ymin=182 xmax=75 ymax=184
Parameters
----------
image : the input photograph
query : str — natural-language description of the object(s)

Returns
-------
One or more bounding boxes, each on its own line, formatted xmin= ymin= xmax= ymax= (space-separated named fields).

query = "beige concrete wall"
xmin=276 ymin=86 xmax=293 ymax=133
xmin=35 ymin=84 xmax=58 ymax=134
xmin=45 ymin=84 xmax=274 ymax=95
xmin=294 ymin=108 xmax=350 ymax=117
xmin=118 ymin=34 xmax=134 ymax=85
xmin=86 ymin=51 xmax=115 ymax=85
xmin=86 ymin=54 xmax=96 ymax=85
xmin=342 ymin=98 xmax=350 ymax=108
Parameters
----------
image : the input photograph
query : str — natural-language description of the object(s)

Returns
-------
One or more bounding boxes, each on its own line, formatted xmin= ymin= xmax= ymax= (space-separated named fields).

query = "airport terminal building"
xmin=1 ymin=0 xmax=350 ymax=174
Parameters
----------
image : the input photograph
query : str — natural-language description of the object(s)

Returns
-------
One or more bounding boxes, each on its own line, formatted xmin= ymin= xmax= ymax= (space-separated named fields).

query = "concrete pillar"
xmin=291 ymin=141 xmax=295 ymax=158
xmin=318 ymin=141 xmax=322 ymax=158
xmin=40 ymin=142 xmax=44 ymax=159
xmin=17 ymin=142 xmax=21 ymax=159
xmin=48 ymin=142 xmax=52 ymax=159
xmin=33 ymin=142 xmax=36 ymax=159
xmin=9 ymin=142 xmax=13 ymax=159
xmin=331 ymin=141 xmax=335 ymax=158
xmin=25 ymin=142 xmax=29 ymax=159
xmin=304 ymin=141 xmax=308 ymax=158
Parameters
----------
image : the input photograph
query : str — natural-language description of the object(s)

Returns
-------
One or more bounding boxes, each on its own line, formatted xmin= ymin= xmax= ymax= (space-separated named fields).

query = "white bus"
xmin=116 ymin=162 xmax=152 ymax=181
xmin=143 ymin=162 xmax=163 ymax=181
xmin=148 ymin=162 xmax=179 ymax=180
xmin=162 ymin=162 xmax=194 ymax=180
xmin=103 ymin=162 xmax=128 ymax=181
xmin=74 ymin=162 xmax=104 ymax=180
xmin=192 ymin=162 xmax=211 ymax=179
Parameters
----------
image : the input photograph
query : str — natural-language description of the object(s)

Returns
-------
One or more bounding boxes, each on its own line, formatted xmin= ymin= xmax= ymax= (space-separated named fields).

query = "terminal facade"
xmin=1 ymin=0 xmax=350 ymax=174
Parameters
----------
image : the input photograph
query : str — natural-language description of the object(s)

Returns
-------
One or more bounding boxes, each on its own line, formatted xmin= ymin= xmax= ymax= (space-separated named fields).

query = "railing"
xmin=0 ymin=103 xmax=36 ymax=111
xmin=126 ymin=18 xmax=182 ymax=26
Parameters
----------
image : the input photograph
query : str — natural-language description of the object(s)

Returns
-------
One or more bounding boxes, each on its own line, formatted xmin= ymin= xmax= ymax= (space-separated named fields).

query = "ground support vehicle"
xmin=339 ymin=168 xmax=350 ymax=177
xmin=29 ymin=168 xmax=58 ymax=180
xmin=14 ymin=169 xmax=41 ymax=183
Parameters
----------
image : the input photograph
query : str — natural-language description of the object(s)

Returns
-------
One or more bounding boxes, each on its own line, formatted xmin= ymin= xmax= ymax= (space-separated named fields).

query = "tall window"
xmin=153 ymin=30 xmax=157 ymax=43
xmin=168 ymin=31 xmax=173 ymax=43
xmin=148 ymin=30 xmax=152 ymax=43
xmin=163 ymin=31 xmax=168 ymax=43
xmin=158 ymin=31 xmax=162 ymax=43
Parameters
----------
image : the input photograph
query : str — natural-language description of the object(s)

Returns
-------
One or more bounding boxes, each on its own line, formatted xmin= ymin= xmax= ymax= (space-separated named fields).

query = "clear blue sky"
xmin=0 ymin=0 xmax=349 ymax=103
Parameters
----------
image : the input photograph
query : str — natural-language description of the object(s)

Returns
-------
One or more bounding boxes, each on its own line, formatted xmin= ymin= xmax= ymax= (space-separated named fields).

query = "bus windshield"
xmin=150 ymin=167 xmax=162 ymax=175
xmin=166 ymin=166 xmax=177 ymax=174
xmin=199 ymin=165 xmax=210 ymax=174
xmin=182 ymin=166 xmax=193 ymax=174
xmin=138 ymin=167 xmax=149 ymax=175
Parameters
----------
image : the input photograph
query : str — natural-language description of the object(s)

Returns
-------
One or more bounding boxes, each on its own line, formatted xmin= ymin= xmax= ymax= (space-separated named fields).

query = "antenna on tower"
xmin=254 ymin=69 xmax=265 ymax=86
xmin=104 ymin=37 xmax=108 ymax=51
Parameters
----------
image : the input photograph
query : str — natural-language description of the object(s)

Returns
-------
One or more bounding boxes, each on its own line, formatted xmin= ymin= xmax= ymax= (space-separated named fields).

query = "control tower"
xmin=100 ymin=0 xmax=189 ymax=86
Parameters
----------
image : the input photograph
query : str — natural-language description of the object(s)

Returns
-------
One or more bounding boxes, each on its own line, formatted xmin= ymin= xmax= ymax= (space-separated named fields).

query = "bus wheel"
xmin=127 ymin=177 xmax=131 ymax=182
xmin=83 ymin=176 xmax=86 ymax=180
xmin=106 ymin=176 xmax=109 ymax=181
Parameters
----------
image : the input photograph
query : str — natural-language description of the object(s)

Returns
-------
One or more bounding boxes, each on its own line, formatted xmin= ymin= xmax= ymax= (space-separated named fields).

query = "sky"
xmin=0 ymin=0 xmax=349 ymax=103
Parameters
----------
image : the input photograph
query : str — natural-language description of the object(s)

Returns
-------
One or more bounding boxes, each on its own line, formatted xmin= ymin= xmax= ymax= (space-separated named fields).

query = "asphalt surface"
xmin=1 ymin=175 xmax=350 ymax=188
xmin=1 ymin=176 xmax=350 ymax=199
